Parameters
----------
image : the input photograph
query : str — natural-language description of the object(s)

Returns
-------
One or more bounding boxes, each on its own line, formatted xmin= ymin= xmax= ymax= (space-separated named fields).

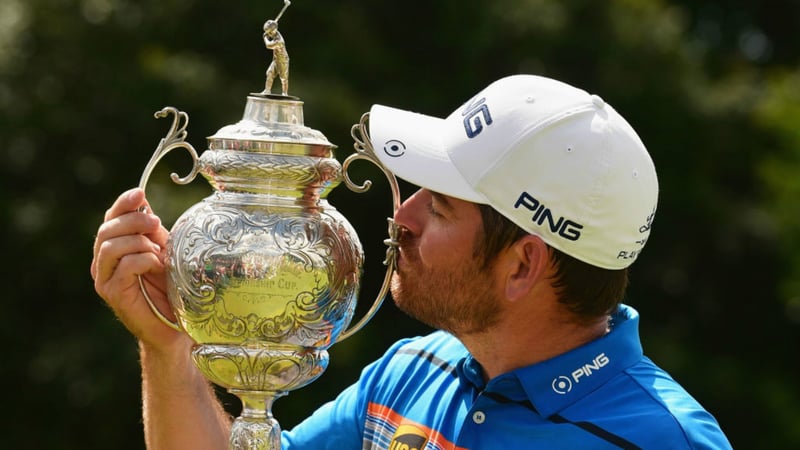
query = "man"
xmin=92 ymin=75 xmax=732 ymax=449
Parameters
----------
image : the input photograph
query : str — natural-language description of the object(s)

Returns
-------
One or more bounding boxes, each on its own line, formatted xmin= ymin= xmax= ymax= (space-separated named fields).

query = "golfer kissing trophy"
xmin=135 ymin=3 xmax=400 ymax=448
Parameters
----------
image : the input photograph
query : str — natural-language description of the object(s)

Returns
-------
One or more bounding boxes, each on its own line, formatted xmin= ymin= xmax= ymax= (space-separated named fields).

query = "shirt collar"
xmin=457 ymin=350 xmax=486 ymax=393
xmin=456 ymin=304 xmax=644 ymax=417
xmin=516 ymin=304 xmax=643 ymax=417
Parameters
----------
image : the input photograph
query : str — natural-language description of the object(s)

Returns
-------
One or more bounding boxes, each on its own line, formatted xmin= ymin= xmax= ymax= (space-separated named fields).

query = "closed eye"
xmin=428 ymin=191 xmax=453 ymax=218
xmin=427 ymin=201 xmax=442 ymax=217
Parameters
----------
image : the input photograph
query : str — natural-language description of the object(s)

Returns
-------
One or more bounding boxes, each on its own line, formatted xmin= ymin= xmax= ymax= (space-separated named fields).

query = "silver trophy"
xmin=136 ymin=3 xmax=399 ymax=448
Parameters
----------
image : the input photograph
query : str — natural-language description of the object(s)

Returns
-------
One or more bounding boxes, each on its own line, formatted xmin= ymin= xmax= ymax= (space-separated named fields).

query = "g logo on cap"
xmin=461 ymin=96 xmax=493 ymax=138
xmin=383 ymin=140 xmax=406 ymax=157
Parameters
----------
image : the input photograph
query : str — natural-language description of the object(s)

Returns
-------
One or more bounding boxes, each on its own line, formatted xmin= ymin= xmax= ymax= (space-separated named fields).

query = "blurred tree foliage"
xmin=2 ymin=0 xmax=798 ymax=448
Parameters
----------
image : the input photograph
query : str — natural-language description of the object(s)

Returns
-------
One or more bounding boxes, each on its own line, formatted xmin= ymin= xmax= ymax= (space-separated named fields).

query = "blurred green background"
xmin=3 ymin=0 xmax=799 ymax=448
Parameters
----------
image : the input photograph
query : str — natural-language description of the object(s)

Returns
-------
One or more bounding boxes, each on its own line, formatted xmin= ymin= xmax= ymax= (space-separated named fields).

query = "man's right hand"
xmin=90 ymin=188 xmax=189 ymax=352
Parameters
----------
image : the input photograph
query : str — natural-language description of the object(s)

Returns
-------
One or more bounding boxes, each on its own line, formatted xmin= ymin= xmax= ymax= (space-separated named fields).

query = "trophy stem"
xmin=229 ymin=390 xmax=285 ymax=450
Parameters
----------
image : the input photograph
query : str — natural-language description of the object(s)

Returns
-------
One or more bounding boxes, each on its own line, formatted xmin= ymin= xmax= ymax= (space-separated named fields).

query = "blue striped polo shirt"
xmin=282 ymin=305 xmax=732 ymax=449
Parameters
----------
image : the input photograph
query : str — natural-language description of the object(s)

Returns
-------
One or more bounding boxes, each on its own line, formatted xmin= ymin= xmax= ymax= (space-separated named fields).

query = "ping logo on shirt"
xmin=552 ymin=353 xmax=610 ymax=394
xmin=389 ymin=424 xmax=429 ymax=450
xmin=462 ymin=96 xmax=493 ymax=138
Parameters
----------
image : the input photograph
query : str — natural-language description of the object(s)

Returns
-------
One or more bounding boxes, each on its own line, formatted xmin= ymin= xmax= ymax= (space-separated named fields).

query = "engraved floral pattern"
xmin=167 ymin=199 xmax=362 ymax=347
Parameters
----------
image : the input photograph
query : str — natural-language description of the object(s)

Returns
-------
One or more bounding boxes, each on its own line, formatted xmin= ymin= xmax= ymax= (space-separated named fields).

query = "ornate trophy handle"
xmin=137 ymin=106 xmax=200 ymax=332
xmin=336 ymin=112 xmax=402 ymax=342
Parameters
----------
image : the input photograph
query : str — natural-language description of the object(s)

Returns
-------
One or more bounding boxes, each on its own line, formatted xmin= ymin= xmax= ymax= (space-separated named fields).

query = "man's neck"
xmin=458 ymin=313 xmax=609 ymax=381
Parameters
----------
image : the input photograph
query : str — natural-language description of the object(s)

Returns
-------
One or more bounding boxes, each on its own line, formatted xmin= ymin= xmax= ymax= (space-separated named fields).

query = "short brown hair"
xmin=474 ymin=204 xmax=628 ymax=320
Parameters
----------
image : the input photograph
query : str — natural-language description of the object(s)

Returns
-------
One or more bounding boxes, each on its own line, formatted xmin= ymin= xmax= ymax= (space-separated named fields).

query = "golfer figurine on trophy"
xmin=261 ymin=0 xmax=291 ymax=96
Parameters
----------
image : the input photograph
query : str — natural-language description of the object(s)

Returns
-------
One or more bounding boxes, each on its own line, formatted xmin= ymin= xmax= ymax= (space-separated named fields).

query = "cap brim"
xmin=369 ymin=104 xmax=485 ymax=203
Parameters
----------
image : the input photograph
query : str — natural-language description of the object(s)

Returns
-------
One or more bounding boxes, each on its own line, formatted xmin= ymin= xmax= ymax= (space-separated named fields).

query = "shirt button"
xmin=472 ymin=411 xmax=486 ymax=424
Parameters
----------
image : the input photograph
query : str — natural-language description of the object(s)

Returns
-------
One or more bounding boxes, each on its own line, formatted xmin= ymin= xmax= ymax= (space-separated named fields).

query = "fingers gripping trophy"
xmin=136 ymin=2 xmax=400 ymax=448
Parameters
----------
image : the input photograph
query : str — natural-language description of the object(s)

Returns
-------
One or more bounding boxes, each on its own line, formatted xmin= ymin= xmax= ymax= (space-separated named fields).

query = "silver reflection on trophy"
xmin=136 ymin=2 xmax=400 ymax=448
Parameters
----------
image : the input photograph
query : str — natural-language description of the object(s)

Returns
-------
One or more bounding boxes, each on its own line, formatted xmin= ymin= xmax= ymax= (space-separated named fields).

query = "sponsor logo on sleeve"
xmin=389 ymin=424 xmax=429 ymax=450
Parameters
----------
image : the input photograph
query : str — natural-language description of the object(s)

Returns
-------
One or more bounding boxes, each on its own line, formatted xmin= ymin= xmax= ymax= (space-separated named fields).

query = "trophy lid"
xmin=208 ymin=94 xmax=335 ymax=154
xmin=207 ymin=1 xmax=334 ymax=155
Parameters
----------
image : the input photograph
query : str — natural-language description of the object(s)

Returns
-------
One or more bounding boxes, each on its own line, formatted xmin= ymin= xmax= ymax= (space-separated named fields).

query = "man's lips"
xmin=394 ymin=231 xmax=418 ymax=273
xmin=394 ymin=247 xmax=406 ymax=272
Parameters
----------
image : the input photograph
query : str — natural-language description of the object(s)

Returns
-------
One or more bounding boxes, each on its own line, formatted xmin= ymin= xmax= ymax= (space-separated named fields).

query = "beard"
xmin=390 ymin=236 xmax=503 ymax=336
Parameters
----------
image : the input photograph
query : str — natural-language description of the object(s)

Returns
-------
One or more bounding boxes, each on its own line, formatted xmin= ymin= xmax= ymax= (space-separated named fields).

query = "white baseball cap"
xmin=369 ymin=74 xmax=658 ymax=270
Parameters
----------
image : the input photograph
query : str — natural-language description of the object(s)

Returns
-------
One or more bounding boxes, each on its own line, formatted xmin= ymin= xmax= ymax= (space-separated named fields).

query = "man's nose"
xmin=393 ymin=188 xmax=427 ymax=234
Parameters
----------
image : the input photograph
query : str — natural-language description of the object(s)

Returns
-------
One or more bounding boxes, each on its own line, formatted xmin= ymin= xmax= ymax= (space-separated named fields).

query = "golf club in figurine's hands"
xmin=136 ymin=2 xmax=400 ymax=448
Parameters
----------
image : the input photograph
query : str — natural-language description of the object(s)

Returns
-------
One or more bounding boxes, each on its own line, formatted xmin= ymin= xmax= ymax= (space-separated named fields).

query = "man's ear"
xmin=502 ymin=235 xmax=550 ymax=302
